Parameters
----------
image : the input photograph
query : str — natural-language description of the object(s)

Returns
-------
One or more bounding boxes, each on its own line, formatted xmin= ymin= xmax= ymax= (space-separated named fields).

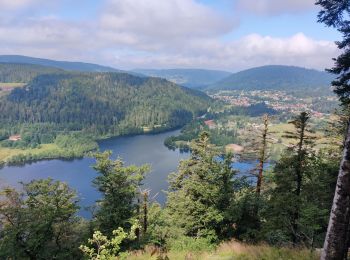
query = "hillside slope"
xmin=133 ymin=68 xmax=231 ymax=88
xmin=0 ymin=63 xmax=64 ymax=83
xmin=209 ymin=65 xmax=334 ymax=91
xmin=0 ymin=72 xmax=210 ymax=134
xmin=0 ymin=55 xmax=119 ymax=72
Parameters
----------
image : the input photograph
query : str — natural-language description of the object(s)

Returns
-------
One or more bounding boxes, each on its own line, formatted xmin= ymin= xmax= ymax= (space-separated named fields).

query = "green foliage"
xmin=0 ymin=178 xmax=84 ymax=259
xmin=80 ymin=223 xmax=139 ymax=260
xmin=164 ymin=119 xmax=239 ymax=151
xmin=210 ymin=65 xmax=334 ymax=92
xmin=0 ymin=72 xmax=210 ymax=133
xmin=0 ymin=70 xmax=210 ymax=164
xmin=166 ymin=132 xmax=252 ymax=241
xmin=92 ymin=151 xmax=150 ymax=235
xmin=316 ymin=0 xmax=350 ymax=105
xmin=259 ymin=113 xmax=338 ymax=247
xmin=0 ymin=63 xmax=62 ymax=83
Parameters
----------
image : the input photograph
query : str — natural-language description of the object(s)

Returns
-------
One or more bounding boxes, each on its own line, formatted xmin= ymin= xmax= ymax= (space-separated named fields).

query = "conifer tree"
xmin=166 ymin=132 xmax=237 ymax=240
xmin=316 ymin=1 xmax=350 ymax=259
xmin=266 ymin=112 xmax=315 ymax=244
xmin=92 ymin=151 xmax=149 ymax=235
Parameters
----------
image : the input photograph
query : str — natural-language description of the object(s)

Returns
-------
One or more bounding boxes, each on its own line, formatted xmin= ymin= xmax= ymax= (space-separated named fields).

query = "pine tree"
xmin=92 ymin=151 xmax=149 ymax=235
xmin=316 ymin=1 xmax=350 ymax=259
xmin=166 ymin=132 xmax=237 ymax=240
xmin=265 ymin=112 xmax=316 ymax=245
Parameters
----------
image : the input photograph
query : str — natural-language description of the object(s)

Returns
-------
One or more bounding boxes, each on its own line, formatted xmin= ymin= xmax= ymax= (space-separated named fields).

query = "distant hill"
xmin=0 ymin=72 xmax=210 ymax=133
xmin=209 ymin=65 xmax=334 ymax=91
xmin=132 ymin=68 xmax=231 ymax=88
xmin=0 ymin=63 xmax=63 ymax=83
xmin=0 ymin=55 xmax=119 ymax=72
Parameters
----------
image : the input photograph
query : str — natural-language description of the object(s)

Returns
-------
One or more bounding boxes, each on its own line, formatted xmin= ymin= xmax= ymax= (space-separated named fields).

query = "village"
xmin=208 ymin=89 xmax=338 ymax=118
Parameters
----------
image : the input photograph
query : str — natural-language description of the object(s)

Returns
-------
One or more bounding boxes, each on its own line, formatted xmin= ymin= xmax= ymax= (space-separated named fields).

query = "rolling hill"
xmin=0 ymin=63 xmax=63 ymax=83
xmin=0 ymin=72 xmax=211 ymax=134
xmin=132 ymin=68 xmax=231 ymax=88
xmin=209 ymin=65 xmax=334 ymax=91
xmin=0 ymin=55 xmax=119 ymax=72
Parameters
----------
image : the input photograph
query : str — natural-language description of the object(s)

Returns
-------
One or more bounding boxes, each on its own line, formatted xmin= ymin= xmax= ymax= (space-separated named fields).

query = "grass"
xmin=269 ymin=123 xmax=331 ymax=148
xmin=0 ymin=82 xmax=26 ymax=97
xmin=126 ymin=241 xmax=319 ymax=260
xmin=0 ymin=143 xmax=64 ymax=164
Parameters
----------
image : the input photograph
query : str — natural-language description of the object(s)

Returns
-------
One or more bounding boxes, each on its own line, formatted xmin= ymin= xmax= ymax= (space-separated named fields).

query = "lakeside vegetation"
xmin=0 ymin=114 xmax=340 ymax=258
xmin=0 ymin=71 xmax=211 ymax=165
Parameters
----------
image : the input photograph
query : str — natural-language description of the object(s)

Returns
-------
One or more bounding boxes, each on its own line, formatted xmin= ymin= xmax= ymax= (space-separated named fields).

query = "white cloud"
xmin=0 ymin=0 xmax=337 ymax=72
xmin=98 ymin=0 xmax=237 ymax=49
xmin=103 ymin=33 xmax=338 ymax=71
xmin=236 ymin=0 xmax=316 ymax=15
xmin=0 ymin=0 xmax=36 ymax=10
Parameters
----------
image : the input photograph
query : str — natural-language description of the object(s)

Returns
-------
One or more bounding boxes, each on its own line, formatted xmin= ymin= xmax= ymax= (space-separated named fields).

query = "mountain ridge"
xmin=0 ymin=55 xmax=120 ymax=72
xmin=208 ymin=65 xmax=335 ymax=91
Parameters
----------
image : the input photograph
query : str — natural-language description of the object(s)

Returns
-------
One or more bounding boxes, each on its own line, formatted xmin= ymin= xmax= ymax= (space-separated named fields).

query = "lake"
xmin=0 ymin=129 xmax=257 ymax=217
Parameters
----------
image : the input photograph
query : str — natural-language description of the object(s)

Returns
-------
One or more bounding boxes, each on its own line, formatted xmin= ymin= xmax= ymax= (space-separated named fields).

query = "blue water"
xmin=0 ymin=130 xmax=257 ymax=217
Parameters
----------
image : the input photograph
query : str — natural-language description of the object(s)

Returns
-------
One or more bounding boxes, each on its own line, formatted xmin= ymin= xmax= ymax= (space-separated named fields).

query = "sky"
xmin=0 ymin=0 xmax=341 ymax=72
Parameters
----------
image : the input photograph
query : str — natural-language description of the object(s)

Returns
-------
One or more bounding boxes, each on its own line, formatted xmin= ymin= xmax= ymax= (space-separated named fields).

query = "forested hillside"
xmin=0 ymin=72 xmax=209 ymax=132
xmin=0 ymin=71 xmax=211 ymax=164
xmin=0 ymin=63 xmax=63 ymax=83
xmin=209 ymin=65 xmax=334 ymax=91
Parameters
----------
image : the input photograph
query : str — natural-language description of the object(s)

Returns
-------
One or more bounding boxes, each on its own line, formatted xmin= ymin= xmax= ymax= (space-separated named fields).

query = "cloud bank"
xmin=0 ymin=0 xmax=337 ymax=71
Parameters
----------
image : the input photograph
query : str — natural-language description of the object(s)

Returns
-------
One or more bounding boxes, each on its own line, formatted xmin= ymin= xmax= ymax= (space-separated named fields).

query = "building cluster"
xmin=209 ymin=90 xmax=331 ymax=118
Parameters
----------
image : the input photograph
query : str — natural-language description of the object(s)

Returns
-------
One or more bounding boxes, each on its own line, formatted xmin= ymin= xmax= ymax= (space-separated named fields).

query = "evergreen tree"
xmin=92 ymin=151 xmax=149 ymax=235
xmin=166 ymin=132 xmax=238 ymax=241
xmin=316 ymin=1 xmax=350 ymax=259
xmin=264 ymin=112 xmax=316 ymax=245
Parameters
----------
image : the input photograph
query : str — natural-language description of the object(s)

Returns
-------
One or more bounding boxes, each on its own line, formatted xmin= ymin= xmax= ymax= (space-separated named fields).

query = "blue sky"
xmin=0 ymin=0 xmax=341 ymax=71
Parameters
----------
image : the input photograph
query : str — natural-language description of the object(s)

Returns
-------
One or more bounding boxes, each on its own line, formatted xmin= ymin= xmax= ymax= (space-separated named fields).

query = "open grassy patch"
xmin=126 ymin=241 xmax=319 ymax=260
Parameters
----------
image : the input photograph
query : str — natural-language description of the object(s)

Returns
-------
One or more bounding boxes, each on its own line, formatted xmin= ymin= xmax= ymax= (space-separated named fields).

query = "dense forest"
xmin=0 ymin=70 xmax=211 ymax=164
xmin=0 ymin=72 xmax=209 ymax=130
xmin=210 ymin=65 xmax=335 ymax=92
xmin=0 ymin=63 xmax=63 ymax=83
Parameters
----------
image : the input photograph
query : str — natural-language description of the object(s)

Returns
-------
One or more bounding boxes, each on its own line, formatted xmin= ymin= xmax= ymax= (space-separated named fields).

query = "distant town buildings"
xmin=209 ymin=90 xmax=331 ymax=118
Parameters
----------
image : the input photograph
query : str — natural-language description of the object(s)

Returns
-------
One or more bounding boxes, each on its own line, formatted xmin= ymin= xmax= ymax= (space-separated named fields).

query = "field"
xmin=0 ymin=82 xmax=25 ymax=97
xmin=127 ymin=241 xmax=319 ymax=260
xmin=0 ymin=143 xmax=63 ymax=163
xmin=269 ymin=122 xmax=334 ymax=149
xmin=0 ymin=143 xmax=77 ymax=165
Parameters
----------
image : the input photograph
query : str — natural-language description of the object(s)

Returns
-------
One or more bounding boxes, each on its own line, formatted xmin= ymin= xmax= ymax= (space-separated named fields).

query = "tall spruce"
xmin=92 ymin=151 xmax=149 ymax=235
xmin=284 ymin=112 xmax=315 ymax=243
xmin=264 ymin=112 xmax=316 ymax=245
xmin=166 ymin=132 xmax=237 ymax=240
xmin=316 ymin=1 xmax=350 ymax=259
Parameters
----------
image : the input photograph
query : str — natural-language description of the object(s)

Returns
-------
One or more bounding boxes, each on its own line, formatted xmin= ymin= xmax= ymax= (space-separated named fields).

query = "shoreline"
xmin=0 ymin=127 xmax=183 ymax=168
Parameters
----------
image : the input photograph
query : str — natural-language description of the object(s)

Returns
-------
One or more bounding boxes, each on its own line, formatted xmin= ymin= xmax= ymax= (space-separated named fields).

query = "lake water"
xmin=0 ymin=129 xmax=257 ymax=217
